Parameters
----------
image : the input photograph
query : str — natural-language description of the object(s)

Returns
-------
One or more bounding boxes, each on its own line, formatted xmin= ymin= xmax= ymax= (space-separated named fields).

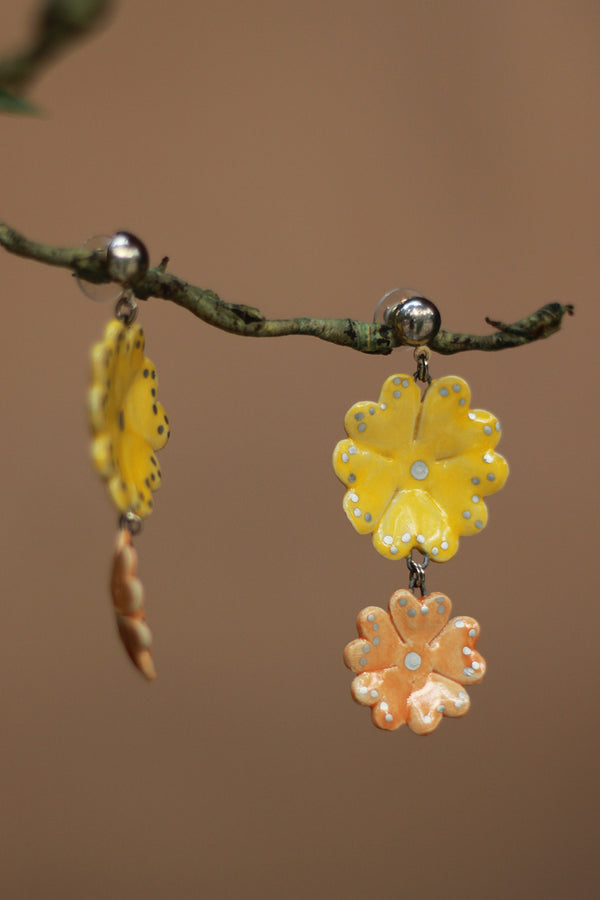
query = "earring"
xmin=87 ymin=233 xmax=171 ymax=680
xmin=333 ymin=290 xmax=508 ymax=734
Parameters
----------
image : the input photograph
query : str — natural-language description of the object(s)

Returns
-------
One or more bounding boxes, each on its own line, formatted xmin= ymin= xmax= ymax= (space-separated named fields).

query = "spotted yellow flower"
xmin=344 ymin=589 xmax=485 ymax=734
xmin=333 ymin=374 xmax=508 ymax=562
xmin=88 ymin=319 xmax=170 ymax=517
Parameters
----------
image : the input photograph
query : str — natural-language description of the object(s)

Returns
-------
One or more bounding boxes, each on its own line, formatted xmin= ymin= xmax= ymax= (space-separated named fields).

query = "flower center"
xmin=404 ymin=651 xmax=422 ymax=671
xmin=410 ymin=460 xmax=429 ymax=481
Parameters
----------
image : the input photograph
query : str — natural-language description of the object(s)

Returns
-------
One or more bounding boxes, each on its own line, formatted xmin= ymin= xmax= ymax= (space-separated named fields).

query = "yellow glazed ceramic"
xmin=344 ymin=589 xmax=485 ymax=734
xmin=333 ymin=374 xmax=508 ymax=562
xmin=88 ymin=319 xmax=170 ymax=517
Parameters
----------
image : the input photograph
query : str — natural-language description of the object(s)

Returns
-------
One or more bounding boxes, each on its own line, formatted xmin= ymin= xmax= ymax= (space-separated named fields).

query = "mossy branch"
xmin=0 ymin=220 xmax=574 ymax=355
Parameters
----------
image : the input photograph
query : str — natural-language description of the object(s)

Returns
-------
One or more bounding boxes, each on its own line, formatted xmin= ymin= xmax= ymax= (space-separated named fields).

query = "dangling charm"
xmin=334 ymin=291 xmax=507 ymax=733
xmin=110 ymin=517 xmax=156 ymax=681
xmin=87 ymin=232 xmax=170 ymax=679
xmin=344 ymin=588 xmax=484 ymax=734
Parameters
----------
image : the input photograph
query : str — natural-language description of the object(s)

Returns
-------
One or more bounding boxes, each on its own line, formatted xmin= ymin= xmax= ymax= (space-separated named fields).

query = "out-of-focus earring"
xmin=333 ymin=290 xmax=508 ymax=734
xmin=87 ymin=232 xmax=171 ymax=680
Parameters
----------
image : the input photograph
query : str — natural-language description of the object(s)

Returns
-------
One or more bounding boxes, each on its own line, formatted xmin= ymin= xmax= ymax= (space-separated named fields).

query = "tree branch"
xmin=0 ymin=220 xmax=574 ymax=355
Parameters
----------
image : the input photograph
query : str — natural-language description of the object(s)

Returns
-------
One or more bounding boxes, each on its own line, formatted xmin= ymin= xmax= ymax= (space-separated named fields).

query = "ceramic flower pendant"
xmin=333 ymin=374 xmax=508 ymax=562
xmin=344 ymin=588 xmax=484 ymax=734
xmin=88 ymin=318 xmax=170 ymax=517
xmin=335 ymin=368 xmax=507 ymax=734
xmin=110 ymin=527 xmax=156 ymax=681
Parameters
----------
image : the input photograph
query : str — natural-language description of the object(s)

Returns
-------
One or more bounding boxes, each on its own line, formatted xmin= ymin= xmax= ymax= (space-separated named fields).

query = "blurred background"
xmin=1 ymin=1 xmax=598 ymax=897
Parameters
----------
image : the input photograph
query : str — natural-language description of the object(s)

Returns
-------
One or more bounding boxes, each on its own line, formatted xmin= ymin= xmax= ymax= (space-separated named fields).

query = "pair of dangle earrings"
xmin=83 ymin=236 xmax=508 ymax=736
xmin=334 ymin=290 xmax=508 ymax=735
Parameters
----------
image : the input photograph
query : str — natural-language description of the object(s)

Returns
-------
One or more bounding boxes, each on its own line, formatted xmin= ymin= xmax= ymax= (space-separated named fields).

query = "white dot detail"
xmin=401 ymin=532 xmax=411 ymax=543
xmin=462 ymin=646 xmax=472 ymax=656
xmin=341 ymin=452 xmax=349 ymax=463
xmin=385 ymin=713 xmax=393 ymax=722
xmin=370 ymin=689 xmax=379 ymax=699
xmin=353 ymin=508 xmax=361 ymax=517
xmin=383 ymin=535 xmax=393 ymax=546
xmin=440 ymin=540 xmax=449 ymax=550
xmin=404 ymin=651 xmax=422 ymax=671
xmin=410 ymin=460 xmax=429 ymax=480
xmin=423 ymin=714 xmax=432 ymax=724
xmin=483 ymin=451 xmax=494 ymax=463
xmin=455 ymin=620 xmax=465 ymax=628
xmin=471 ymin=494 xmax=480 ymax=503
xmin=380 ymin=701 xmax=389 ymax=711
xmin=349 ymin=493 xmax=359 ymax=503
xmin=468 ymin=411 xmax=476 ymax=420
xmin=484 ymin=425 xmax=492 ymax=435
xmin=417 ymin=534 xmax=425 ymax=544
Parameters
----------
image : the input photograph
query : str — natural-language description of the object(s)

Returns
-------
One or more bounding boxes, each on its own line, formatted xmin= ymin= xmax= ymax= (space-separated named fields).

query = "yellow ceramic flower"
xmin=333 ymin=374 xmax=508 ymax=562
xmin=344 ymin=589 xmax=485 ymax=734
xmin=88 ymin=319 xmax=170 ymax=517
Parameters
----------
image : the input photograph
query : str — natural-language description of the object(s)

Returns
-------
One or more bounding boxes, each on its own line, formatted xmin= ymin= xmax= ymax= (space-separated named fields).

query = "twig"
xmin=0 ymin=220 xmax=574 ymax=356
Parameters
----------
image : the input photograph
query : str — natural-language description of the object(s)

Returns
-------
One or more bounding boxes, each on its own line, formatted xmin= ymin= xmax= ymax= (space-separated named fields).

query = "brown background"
xmin=1 ymin=1 xmax=599 ymax=898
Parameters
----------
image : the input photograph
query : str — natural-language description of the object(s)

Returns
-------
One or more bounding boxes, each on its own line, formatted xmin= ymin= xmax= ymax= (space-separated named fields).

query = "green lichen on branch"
xmin=0 ymin=220 xmax=574 ymax=355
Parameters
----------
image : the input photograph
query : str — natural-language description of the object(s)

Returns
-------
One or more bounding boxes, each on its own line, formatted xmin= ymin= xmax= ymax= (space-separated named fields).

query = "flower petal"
xmin=417 ymin=376 xmax=504 ymax=463
xmin=350 ymin=667 xmax=412 ymax=730
xmin=427 ymin=449 xmax=508 ymax=539
xmin=124 ymin=366 xmax=171 ymax=450
xmin=407 ymin=673 xmax=471 ymax=733
xmin=344 ymin=605 xmax=404 ymax=673
xmin=389 ymin=589 xmax=450 ymax=647
xmin=342 ymin=375 xmax=421 ymax=454
xmin=430 ymin=616 xmax=486 ymax=685
xmin=373 ymin=489 xmax=458 ymax=560
xmin=333 ymin=440 xmax=398 ymax=534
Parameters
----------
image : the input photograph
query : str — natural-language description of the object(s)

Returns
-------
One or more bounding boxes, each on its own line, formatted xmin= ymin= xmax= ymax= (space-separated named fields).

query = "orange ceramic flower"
xmin=344 ymin=588 xmax=485 ymax=734
xmin=110 ymin=528 xmax=156 ymax=681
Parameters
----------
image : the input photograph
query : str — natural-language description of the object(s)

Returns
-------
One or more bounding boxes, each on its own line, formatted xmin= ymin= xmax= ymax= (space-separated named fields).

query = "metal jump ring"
xmin=119 ymin=510 xmax=143 ymax=536
xmin=114 ymin=291 xmax=138 ymax=326
xmin=406 ymin=551 xmax=429 ymax=595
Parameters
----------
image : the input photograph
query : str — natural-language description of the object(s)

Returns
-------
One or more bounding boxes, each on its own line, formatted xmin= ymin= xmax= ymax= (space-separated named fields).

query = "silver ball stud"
xmin=106 ymin=232 xmax=149 ymax=285
xmin=382 ymin=289 xmax=441 ymax=346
